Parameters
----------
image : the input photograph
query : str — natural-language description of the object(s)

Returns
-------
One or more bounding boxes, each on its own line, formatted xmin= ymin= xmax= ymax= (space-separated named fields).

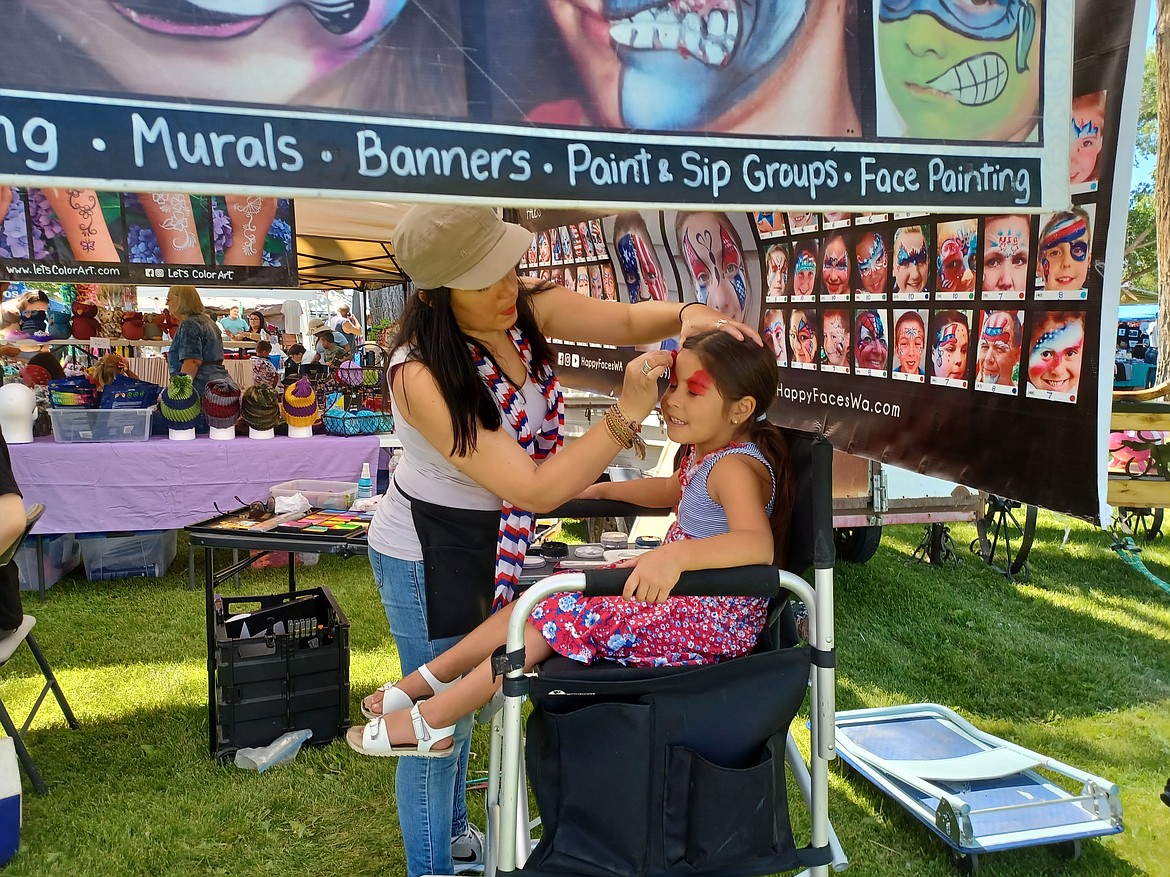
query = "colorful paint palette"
xmin=274 ymin=510 xmax=373 ymax=536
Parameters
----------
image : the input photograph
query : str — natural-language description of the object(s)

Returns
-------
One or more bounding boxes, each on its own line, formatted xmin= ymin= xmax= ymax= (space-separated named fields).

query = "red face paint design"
xmin=669 ymin=349 xmax=679 ymax=388
xmin=686 ymin=369 xmax=713 ymax=396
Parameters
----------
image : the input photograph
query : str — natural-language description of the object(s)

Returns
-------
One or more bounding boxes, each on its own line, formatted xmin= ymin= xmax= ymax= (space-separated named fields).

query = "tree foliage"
xmin=1127 ymin=48 xmax=1158 ymax=296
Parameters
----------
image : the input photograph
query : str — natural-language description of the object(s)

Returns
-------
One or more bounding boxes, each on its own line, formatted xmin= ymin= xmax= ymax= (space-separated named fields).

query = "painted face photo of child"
xmin=613 ymin=212 xmax=671 ymax=304
xmin=789 ymin=308 xmax=820 ymax=370
xmin=821 ymin=308 xmax=851 ymax=373
xmin=935 ymin=219 xmax=977 ymax=299
xmin=981 ymin=214 xmax=1032 ymax=300
xmin=601 ymin=263 xmax=618 ymax=301
xmin=876 ymin=0 xmax=1043 ymax=142
xmin=568 ymin=223 xmax=586 ymax=260
xmin=765 ymin=243 xmax=791 ymax=302
xmin=792 ymin=240 xmax=820 ymax=301
xmin=559 ymin=227 xmax=574 ymax=263
xmin=1035 ymin=206 xmax=1094 ymax=300
xmin=577 ymin=221 xmax=596 ymax=258
xmin=853 ymin=230 xmax=889 ymax=300
xmin=675 ymin=211 xmax=752 ymax=323
xmin=525 ymin=235 xmax=538 ymax=268
xmin=588 ymin=264 xmax=605 ymax=299
xmin=1026 ymin=311 xmax=1085 ymax=403
xmin=821 ymin=233 xmax=851 ymax=301
xmin=854 ymin=309 xmax=889 ymax=375
xmin=764 ymin=308 xmax=787 ymax=366
xmin=892 ymin=309 xmax=927 ymax=382
xmin=788 ymin=213 xmax=819 ymax=236
xmin=756 ymin=212 xmax=787 ymax=239
xmin=1070 ymin=91 xmax=1107 ymax=192
xmin=576 ymin=265 xmax=591 ymax=296
xmin=589 ymin=220 xmax=605 ymax=251
xmin=892 ymin=225 xmax=930 ymax=299
xmin=930 ymin=309 xmax=971 ymax=388
xmin=549 ymin=229 xmax=562 ymax=265
xmin=975 ymin=310 xmax=1023 ymax=395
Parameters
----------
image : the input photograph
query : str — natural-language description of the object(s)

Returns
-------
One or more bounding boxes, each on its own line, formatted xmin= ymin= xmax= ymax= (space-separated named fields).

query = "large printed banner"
xmin=0 ymin=190 xmax=297 ymax=287
xmin=517 ymin=0 xmax=1145 ymax=523
xmin=0 ymin=2 xmax=1070 ymax=211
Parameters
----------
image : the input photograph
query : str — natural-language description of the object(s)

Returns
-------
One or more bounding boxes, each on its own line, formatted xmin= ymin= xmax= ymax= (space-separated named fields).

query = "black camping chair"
xmin=483 ymin=437 xmax=843 ymax=877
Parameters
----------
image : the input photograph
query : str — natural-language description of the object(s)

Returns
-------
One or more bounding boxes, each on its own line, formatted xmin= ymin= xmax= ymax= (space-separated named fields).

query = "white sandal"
xmin=346 ymin=704 xmax=456 ymax=758
xmin=360 ymin=663 xmax=457 ymax=721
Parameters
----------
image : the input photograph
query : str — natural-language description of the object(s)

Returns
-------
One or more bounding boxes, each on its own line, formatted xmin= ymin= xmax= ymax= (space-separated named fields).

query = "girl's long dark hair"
xmin=682 ymin=331 xmax=795 ymax=568
xmin=392 ymin=275 xmax=555 ymax=456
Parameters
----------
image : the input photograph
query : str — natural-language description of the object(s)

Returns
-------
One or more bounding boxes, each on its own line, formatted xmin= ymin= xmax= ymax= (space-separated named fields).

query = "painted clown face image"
xmin=894 ymin=310 xmax=926 ymax=374
xmin=982 ymin=215 xmax=1030 ymax=293
xmin=20 ymin=0 xmax=410 ymax=105
xmin=855 ymin=231 xmax=889 ymax=294
xmin=537 ymin=232 xmax=551 ymax=263
xmin=937 ymin=220 xmax=977 ymax=293
xmin=931 ymin=312 xmax=970 ymax=380
xmin=615 ymin=214 xmax=670 ymax=303
xmin=601 ymin=263 xmax=618 ymax=300
xmin=1028 ymin=313 xmax=1084 ymax=397
xmin=855 ymin=310 xmax=889 ymax=371
xmin=677 ymin=212 xmax=750 ymax=322
xmin=790 ymin=309 xmax=819 ymax=364
xmin=766 ymin=244 xmax=790 ymax=298
xmin=822 ymin=309 xmax=851 ymax=367
xmin=764 ymin=308 xmax=787 ymax=365
xmin=976 ymin=310 xmax=1022 ymax=386
xmin=793 ymin=243 xmax=819 ymax=297
xmin=877 ymin=0 xmax=1041 ymax=141
xmin=1038 ymin=208 xmax=1091 ymax=292
xmin=821 ymin=234 xmax=850 ymax=297
xmin=544 ymin=0 xmax=860 ymax=136
xmin=893 ymin=226 xmax=929 ymax=293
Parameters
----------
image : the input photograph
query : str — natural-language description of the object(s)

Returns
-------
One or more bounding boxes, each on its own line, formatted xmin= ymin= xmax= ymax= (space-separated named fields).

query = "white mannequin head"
xmin=0 ymin=383 xmax=37 ymax=444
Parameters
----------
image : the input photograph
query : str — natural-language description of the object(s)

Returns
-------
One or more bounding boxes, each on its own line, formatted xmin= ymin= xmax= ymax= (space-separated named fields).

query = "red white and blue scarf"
xmin=470 ymin=327 xmax=563 ymax=611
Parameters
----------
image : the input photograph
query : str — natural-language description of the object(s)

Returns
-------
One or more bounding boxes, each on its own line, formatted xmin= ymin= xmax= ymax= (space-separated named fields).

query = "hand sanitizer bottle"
xmin=357 ymin=462 xmax=374 ymax=499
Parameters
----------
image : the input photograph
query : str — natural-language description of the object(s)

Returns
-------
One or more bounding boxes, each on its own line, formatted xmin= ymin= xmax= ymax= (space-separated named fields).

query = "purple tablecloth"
xmin=10 ymin=433 xmax=382 ymax=535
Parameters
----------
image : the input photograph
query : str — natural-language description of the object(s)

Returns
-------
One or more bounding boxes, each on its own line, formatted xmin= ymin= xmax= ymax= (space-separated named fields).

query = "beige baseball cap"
xmin=393 ymin=204 xmax=532 ymax=290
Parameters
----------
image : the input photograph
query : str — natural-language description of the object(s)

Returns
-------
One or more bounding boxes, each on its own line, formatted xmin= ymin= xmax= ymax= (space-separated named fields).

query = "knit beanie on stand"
xmin=241 ymin=384 xmax=281 ymax=431
xmin=282 ymin=376 xmax=318 ymax=429
xmin=203 ymin=380 xmax=241 ymax=430
xmin=159 ymin=374 xmax=201 ymax=430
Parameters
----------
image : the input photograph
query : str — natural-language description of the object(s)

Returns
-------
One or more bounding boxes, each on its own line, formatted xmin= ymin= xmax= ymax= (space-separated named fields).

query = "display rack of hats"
xmin=521 ymin=219 xmax=617 ymax=301
xmin=319 ymin=356 xmax=393 ymax=437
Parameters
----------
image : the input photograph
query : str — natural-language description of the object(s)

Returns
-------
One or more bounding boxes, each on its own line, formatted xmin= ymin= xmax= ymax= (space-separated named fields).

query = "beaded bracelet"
xmin=604 ymin=404 xmax=647 ymax=460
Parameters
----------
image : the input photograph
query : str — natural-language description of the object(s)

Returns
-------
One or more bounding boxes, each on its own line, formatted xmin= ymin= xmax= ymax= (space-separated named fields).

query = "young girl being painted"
xmin=349 ymin=330 xmax=795 ymax=758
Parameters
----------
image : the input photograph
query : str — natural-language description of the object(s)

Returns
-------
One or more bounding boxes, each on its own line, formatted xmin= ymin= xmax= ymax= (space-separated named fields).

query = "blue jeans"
xmin=368 ymin=548 xmax=474 ymax=877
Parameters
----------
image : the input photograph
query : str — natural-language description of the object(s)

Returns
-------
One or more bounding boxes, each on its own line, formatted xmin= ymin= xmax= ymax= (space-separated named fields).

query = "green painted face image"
xmin=878 ymin=6 xmax=1041 ymax=141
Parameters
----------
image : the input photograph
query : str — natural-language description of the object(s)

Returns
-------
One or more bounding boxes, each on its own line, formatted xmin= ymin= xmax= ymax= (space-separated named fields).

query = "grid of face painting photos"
xmin=754 ymin=172 xmax=1101 ymax=408
xmin=521 ymin=219 xmax=619 ymax=304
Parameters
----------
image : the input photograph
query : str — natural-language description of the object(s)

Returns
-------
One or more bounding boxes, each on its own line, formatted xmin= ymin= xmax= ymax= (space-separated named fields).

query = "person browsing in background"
xmin=329 ymin=304 xmax=363 ymax=349
xmin=165 ymin=285 xmax=232 ymax=402
xmin=350 ymin=331 xmax=794 ymax=760
xmin=283 ymin=343 xmax=307 ymax=381
xmin=0 ymin=430 xmax=27 ymax=636
xmin=307 ymin=318 xmax=351 ymax=365
xmin=356 ymin=203 xmax=758 ymax=877
xmin=218 ymin=305 xmax=249 ymax=339
xmin=251 ymin=339 xmax=280 ymax=389
xmin=236 ymin=310 xmax=271 ymax=343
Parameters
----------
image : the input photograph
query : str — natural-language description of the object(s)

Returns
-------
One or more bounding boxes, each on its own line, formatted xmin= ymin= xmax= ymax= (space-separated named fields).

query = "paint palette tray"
xmin=274 ymin=510 xmax=373 ymax=536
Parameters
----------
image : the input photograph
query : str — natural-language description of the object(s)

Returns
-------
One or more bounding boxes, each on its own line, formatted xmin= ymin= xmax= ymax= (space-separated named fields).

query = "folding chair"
xmin=0 ymin=505 xmax=78 ymax=794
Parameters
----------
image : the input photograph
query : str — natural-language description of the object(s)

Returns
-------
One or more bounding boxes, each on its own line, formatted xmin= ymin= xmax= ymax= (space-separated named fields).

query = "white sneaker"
xmin=451 ymin=823 xmax=485 ymax=874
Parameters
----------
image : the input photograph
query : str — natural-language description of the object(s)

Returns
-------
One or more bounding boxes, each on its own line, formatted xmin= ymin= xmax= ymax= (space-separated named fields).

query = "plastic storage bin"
xmin=212 ymin=587 xmax=349 ymax=758
xmin=49 ymin=406 xmax=154 ymax=443
xmin=80 ymin=530 xmax=177 ymax=581
xmin=269 ymin=480 xmax=357 ymax=511
xmin=14 ymin=534 xmax=81 ymax=592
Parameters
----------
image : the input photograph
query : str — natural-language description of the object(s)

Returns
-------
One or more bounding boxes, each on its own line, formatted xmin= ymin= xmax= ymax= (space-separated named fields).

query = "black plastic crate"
xmin=213 ymin=587 xmax=350 ymax=758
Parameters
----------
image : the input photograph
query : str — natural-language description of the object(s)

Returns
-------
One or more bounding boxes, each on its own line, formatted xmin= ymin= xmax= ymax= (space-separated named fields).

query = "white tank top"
xmin=367 ymin=345 xmax=552 ymax=560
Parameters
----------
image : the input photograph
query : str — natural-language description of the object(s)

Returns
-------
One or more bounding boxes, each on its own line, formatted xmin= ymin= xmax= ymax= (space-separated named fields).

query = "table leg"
xmin=35 ymin=535 xmax=46 ymax=602
xmin=188 ymin=543 xmax=195 ymax=591
xmin=288 ymin=553 xmax=296 ymax=593
xmin=205 ymin=545 xmax=217 ymax=758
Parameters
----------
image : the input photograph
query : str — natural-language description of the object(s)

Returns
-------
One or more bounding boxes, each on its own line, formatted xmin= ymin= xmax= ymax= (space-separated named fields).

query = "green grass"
xmin=1 ymin=513 xmax=1167 ymax=876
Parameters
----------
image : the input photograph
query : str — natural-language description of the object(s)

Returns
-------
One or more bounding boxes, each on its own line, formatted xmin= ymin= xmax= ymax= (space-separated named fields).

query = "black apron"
xmin=396 ymin=481 xmax=500 ymax=640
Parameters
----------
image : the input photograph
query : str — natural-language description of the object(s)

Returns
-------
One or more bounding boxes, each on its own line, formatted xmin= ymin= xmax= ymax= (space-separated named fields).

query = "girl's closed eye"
xmin=686 ymin=370 xmax=713 ymax=396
